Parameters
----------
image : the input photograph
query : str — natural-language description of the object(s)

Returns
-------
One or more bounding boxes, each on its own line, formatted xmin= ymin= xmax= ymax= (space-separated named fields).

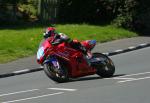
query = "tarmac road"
xmin=0 ymin=47 xmax=150 ymax=103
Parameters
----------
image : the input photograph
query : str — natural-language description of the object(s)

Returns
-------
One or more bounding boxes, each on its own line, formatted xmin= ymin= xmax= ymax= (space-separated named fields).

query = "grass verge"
xmin=0 ymin=24 xmax=137 ymax=63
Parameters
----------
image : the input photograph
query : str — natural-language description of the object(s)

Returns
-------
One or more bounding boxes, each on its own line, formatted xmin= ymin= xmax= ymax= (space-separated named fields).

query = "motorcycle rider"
xmin=43 ymin=27 xmax=88 ymax=55
xmin=43 ymin=27 xmax=92 ymax=65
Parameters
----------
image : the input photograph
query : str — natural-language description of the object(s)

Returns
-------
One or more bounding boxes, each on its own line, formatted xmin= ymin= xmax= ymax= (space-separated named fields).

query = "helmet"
xmin=43 ymin=27 xmax=56 ymax=38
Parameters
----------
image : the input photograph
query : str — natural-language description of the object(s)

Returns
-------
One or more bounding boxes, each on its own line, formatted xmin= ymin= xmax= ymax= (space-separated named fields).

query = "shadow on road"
xmin=60 ymin=74 xmax=126 ymax=83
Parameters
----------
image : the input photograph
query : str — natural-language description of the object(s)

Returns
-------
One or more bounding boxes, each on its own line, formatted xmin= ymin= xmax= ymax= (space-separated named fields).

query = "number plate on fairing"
xmin=37 ymin=46 xmax=44 ymax=59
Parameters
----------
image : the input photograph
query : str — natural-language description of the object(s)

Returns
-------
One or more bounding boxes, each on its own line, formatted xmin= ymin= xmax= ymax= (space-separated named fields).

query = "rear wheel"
xmin=92 ymin=53 xmax=115 ymax=78
xmin=44 ymin=63 xmax=69 ymax=83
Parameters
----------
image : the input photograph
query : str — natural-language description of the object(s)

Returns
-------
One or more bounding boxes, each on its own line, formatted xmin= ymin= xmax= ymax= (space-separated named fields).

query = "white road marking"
xmin=13 ymin=69 xmax=29 ymax=74
xmin=13 ymin=69 xmax=30 ymax=74
xmin=0 ymin=89 xmax=39 ymax=97
xmin=2 ymin=92 xmax=64 ymax=103
xmin=106 ymin=72 xmax=150 ymax=83
xmin=118 ymin=76 xmax=150 ymax=83
xmin=102 ymin=52 xmax=109 ymax=55
xmin=48 ymin=88 xmax=77 ymax=91
xmin=139 ymin=43 xmax=147 ymax=46
xmin=128 ymin=46 xmax=136 ymax=49
xmin=115 ymin=49 xmax=123 ymax=52
xmin=40 ymin=66 xmax=44 ymax=68
xmin=115 ymin=72 xmax=150 ymax=78
xmin=106 ymin=77 xmax=135 ymax=80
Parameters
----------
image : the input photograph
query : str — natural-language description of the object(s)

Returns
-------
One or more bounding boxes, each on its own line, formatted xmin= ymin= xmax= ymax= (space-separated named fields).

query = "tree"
xmin=0 ymin=0 xmax=38 ymax=23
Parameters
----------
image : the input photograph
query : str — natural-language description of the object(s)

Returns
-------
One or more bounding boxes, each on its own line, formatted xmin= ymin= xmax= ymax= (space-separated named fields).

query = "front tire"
xmin=44 ymin=63 xmax=69 ymax=83
xmin=92 ymin=53 xmax=115 ymax=78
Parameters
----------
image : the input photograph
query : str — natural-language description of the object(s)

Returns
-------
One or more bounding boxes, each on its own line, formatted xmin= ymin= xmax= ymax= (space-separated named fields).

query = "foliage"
xmin=0 ymin=0 xmax=37 ymax=23
xmin=18 ymin=0 xmax=38 ymax=20
xmin=59 ymin=0 xmax=150 ymax=34
xmin=1 ymin=0 xmax=150 ymax=34
xmin=58 ymin=0 xmax=116 ymax=24
xmin=132 ymin=0 xmax=150 ymax=34
xmin=112 ymin=0 xmax=137 ymax=28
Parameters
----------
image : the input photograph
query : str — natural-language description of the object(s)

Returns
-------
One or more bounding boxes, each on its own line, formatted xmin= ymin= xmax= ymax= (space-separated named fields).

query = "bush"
xmin=58 ymin=0 xmax=116 ymax=24
xmin=0 ymin=0 xmax=38 ymax=24
xmin=112 ymin=0 xmax=137 ymax=28
xmin=58 ymin=0 xmax=137 ymax=25
xmin=1 ymin=0 xmax=150 ymax=34
xmin=18 ymin=0 xmax=38 ymax=21
xmin=132 ymin=0 xmax=150 ymax=34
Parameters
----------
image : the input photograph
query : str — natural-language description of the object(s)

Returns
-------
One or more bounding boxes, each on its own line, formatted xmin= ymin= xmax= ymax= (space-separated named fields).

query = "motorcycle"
xmin=37 ymin=36 xmax=115 ymax=83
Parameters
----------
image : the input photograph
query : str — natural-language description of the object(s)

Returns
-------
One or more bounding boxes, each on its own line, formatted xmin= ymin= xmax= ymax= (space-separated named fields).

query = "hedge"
xmin=0 ymin=0 xmax=150 ymax=34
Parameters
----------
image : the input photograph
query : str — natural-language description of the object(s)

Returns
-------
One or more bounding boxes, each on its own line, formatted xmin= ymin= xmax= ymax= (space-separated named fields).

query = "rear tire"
xmin=44 ymin=63 xmax=69 ymax=83
xmin=92 ymin=53 xmax=115 ymax=78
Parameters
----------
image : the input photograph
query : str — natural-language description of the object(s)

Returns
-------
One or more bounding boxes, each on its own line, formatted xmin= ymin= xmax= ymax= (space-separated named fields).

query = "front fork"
xmin=44 ymin=57 xmax=61 ymax=73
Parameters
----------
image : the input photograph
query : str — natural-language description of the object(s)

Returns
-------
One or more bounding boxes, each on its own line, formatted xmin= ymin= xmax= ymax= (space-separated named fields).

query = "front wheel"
xmin=44 ymin=63 xmax=69 ymax=83
xmin=92 ymin=53 xmax=115 ymax=78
